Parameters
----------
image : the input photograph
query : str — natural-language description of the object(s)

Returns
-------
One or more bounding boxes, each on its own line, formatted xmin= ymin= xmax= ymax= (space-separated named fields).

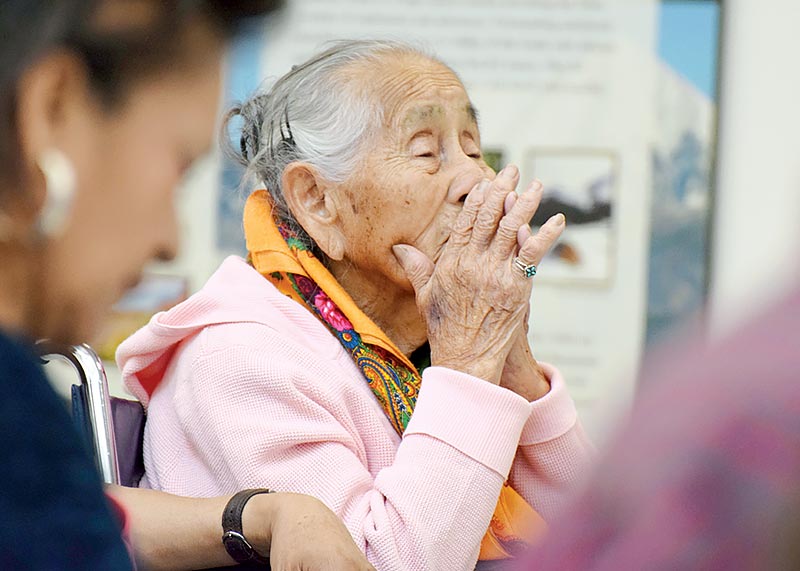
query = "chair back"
xmin=109 ymin=396 xmax=146 ymax=486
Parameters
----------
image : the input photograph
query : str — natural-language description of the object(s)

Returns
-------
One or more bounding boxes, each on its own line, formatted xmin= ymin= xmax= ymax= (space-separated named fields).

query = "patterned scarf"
xmin=244 ymin=189 xmax=545 ymax=560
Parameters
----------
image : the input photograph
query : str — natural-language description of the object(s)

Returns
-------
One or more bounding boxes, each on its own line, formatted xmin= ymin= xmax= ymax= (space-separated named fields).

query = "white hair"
xmin=226 ymin=39 xmax=444 ymax=256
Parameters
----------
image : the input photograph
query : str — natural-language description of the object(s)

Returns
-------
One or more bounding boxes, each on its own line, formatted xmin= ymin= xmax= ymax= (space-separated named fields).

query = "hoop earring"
xmin=36 ymin=148 xmax=76 ymax=239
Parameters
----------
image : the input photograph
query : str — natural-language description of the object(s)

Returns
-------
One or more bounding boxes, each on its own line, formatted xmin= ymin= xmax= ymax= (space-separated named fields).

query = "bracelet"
xmin=221 ymin=488 xmax=274 ymax=565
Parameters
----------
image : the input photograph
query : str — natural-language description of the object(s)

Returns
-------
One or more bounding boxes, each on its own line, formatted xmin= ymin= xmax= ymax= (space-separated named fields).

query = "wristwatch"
xmin=221 ymin=488 xmax=273 ymax=565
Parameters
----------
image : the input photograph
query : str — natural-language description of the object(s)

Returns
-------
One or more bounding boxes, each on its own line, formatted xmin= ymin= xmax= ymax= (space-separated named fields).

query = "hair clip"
xmin=279 ymin=107 xmax=295 ymax=148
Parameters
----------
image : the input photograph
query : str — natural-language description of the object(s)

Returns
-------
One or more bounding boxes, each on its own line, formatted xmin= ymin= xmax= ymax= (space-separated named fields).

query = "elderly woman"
xmin=119 ymin=40 xmax=593 ymax=570
xmin=0 ymin=2 xmax=373 ymax=569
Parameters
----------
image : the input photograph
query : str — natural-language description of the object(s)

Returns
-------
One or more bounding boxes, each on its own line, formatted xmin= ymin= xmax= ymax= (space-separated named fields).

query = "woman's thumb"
xmin=392 ymin=244 xmax=434 ymax=294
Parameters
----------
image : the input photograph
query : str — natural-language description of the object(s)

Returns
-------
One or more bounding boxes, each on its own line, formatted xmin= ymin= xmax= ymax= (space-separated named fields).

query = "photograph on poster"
xmin=526 ymin=150 xmax=617 ymax=286
xmin=482 ymin=148 xmax=505 ymax=174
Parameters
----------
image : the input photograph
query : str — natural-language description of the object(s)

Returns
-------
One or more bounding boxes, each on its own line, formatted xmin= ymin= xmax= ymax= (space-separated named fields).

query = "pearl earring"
xmin=36 ymin=148 xmax=76 ymax=239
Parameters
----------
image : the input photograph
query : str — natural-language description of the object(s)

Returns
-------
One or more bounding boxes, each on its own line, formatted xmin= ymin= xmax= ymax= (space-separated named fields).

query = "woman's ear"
xmin=16 ymin=52 xmax=85 ymax=177
xmin=282 ymin=162 xmax=346 ymax=261
xmin=12 ymin=52 xmax=91 ymax=240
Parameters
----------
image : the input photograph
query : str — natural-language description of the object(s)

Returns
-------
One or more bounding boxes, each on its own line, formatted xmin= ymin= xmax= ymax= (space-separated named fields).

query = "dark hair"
xmin=0 ymin=0 xmax=282 ymax=193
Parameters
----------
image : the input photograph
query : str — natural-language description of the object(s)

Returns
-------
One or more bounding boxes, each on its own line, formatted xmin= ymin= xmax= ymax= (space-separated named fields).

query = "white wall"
xmin=710 ymin=0 xmax=800 ymax=336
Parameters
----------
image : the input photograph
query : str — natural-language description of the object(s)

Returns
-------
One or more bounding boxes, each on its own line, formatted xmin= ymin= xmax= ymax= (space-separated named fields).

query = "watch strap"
xmin=222 ymin=488 xmax=273 ymax=565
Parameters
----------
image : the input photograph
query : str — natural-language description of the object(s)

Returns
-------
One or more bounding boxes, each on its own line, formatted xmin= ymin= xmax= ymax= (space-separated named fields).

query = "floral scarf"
xmin=244 ymin=189 xmax=545 ymax=560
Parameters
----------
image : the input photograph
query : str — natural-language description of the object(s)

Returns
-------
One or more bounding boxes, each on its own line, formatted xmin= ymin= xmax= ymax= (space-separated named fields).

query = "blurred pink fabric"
xmin=516 ymin=285 xmax=800 ymax=571
xmin=117 ymin=256 xmax=594 ymax=571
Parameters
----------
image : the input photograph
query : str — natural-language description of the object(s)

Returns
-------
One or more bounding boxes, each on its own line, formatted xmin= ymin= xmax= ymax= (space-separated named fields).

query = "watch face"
xmin=221 ymin=490 xmax=273 ymax=564
xmin=223 ymin=530 xmax=254 ymax=563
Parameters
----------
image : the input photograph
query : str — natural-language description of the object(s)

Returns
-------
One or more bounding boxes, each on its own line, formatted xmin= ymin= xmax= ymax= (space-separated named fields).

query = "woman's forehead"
xmin=362 ymin=54 xmax=472 ymax=125
xmin=398 ymin=102 xmax=479 ymax=129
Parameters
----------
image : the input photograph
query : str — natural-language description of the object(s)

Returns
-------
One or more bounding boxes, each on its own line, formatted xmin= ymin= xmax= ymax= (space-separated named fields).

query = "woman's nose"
xmin=154 ymin=247 xmax=176 ymax=263
xmin=155 ymin=202 xmax=179 ymax=263
xmin=446 ymin=156 xmax=490 ymax=204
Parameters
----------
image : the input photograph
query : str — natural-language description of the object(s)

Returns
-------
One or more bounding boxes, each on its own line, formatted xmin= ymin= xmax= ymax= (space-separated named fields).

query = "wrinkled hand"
xmin=497 ymin=200 xmax=551 ymax=402
xmin=249 ymin=493 xmax=375 ymax=571
xmin=393 ymin=165 xmax=565 ymax=384
xmin=500 ymin=322 xmax=550 ymax=401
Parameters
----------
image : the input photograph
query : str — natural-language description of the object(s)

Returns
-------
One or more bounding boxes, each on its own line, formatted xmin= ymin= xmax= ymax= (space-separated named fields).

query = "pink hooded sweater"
xmin=118 ymin=256 xmax=593 ymax=571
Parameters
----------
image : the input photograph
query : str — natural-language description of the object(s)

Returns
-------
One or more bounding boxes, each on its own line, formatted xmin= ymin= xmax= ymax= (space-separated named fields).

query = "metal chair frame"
xmin=38 ymin=341 xmax=121 ymax=485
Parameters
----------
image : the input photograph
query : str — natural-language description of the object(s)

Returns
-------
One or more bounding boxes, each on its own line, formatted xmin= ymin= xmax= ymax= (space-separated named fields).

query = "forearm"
xmin=105 ymin=485 xmax=274 ymax=571
xmin=507 ymin=365 xmax=595 ymax=518
xmin=510 ymin=422 xmax=595 ymax=518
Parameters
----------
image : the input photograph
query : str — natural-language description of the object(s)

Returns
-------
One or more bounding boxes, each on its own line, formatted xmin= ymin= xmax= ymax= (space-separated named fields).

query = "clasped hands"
xmin=394 ymin=165 xmax=565 ymax=401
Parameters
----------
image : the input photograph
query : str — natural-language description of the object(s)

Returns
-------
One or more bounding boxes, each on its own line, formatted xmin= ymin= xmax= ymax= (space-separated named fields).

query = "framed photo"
xmin=525 ymin=149 xmax=618 ymax=287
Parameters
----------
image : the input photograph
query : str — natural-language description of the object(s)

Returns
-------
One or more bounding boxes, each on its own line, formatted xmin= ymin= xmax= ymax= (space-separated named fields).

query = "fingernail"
xmin=392 ymin=244 xmax=409 ymax=261
xmin=499 ymin=164 xmax=519 ymax=180
xmin=504 ymin=192 xmax=517 ymax=214
xmin=523 ymin=179 xmax=543 ymax=194
xmin=553 ymin=213 xmax=566 ymax=226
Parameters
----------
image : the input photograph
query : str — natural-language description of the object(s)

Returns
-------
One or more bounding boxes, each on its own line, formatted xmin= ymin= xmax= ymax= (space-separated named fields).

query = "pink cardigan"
xmin=118 ymin=256 xmax=593 ymax=571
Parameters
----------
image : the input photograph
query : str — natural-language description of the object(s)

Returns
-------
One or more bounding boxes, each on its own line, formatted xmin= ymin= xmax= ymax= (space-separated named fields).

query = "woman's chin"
xmin=41 ymin=297 xmax=110 ymax=346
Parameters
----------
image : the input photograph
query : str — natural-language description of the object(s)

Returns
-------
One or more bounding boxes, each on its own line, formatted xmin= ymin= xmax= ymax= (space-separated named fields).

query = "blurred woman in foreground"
xmin=0 ymin=1 xmax=372 ymax=569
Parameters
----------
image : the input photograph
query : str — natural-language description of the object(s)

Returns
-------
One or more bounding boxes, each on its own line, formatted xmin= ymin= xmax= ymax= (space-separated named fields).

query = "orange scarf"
xmin=244 ymin=190 xmax=545 ymax=560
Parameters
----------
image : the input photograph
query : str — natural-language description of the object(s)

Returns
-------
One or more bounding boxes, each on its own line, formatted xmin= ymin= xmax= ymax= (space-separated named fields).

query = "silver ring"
xmin=513 ymin=257 xmax=537 ymax=278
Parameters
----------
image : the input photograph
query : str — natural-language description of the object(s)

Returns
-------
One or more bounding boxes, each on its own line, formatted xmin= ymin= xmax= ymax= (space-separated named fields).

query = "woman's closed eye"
xmin=408 ymin=132 xmax=439 ymax=159
xmin=462 ymin=136 xmax=482 ymax=160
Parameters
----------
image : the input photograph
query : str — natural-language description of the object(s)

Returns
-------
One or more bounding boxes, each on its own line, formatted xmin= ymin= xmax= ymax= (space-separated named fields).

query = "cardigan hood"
xmin=116 ymin=255 xmax=320 ymax=407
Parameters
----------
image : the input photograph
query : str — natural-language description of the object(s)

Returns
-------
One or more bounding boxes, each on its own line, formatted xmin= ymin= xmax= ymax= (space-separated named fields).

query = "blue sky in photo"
xmin=658 ymin=1 xmax=721 ymax=99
